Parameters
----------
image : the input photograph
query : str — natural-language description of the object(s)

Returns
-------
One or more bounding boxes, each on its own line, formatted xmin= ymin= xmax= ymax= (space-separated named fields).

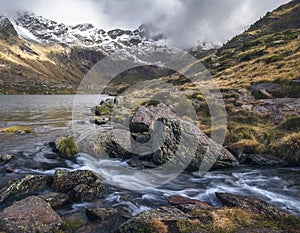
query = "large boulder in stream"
xmin=0 ymin=196 xmax=63 ymax=233
xmin=52 ymin=169 xmax=105 ymax=202
xmin=101 ymin=103 xmax=237 ymax=171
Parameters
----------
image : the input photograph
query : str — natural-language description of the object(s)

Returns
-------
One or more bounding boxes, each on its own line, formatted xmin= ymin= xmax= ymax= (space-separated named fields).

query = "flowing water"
xmin=0 ymin=95 xmax=300 ymax=216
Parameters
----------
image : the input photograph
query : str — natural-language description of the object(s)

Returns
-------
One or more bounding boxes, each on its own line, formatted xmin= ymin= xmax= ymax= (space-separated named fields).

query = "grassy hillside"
xmin=0 ymin=20 xmax=104 ymax=94
xmin=98 ymin=0 xmax=300 ymax=164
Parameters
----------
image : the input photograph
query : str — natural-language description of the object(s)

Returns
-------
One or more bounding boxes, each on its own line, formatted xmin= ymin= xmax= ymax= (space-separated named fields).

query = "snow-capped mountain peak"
xmin=11 ymin=12 xmax=174 ymax=56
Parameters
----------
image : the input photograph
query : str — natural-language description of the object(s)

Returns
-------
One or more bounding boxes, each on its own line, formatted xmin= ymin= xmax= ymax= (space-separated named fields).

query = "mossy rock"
xmin=277 ymin=133 xmax=300 ymax=166
xmin=55 ymin=136 xmax=79 ymax=159
xmin=94 ymin=104 xmax=114 ymax=116
xmin=0 ymin=126 xmax=32 ymax=134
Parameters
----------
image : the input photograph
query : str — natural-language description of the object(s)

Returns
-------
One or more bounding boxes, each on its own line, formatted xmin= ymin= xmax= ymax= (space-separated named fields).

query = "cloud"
xmin=0 ymin=0 xmax=291 ymax=48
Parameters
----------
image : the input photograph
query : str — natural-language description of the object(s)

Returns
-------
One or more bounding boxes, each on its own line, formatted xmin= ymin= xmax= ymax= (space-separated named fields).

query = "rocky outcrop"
xmin=0 ymin=196 xmax=63 ymax=233
xmin=0 ymin=174 xmax=51 ymax=205
xmin=101 ymin=103 xmax=237 ymax=171
xmin=251 ymin=83 xmax=281 ymax=99
xmin=215 ymin=193 xmax=287 ymax=216
xmin=0 ymin=16 xmax=18 ymax=42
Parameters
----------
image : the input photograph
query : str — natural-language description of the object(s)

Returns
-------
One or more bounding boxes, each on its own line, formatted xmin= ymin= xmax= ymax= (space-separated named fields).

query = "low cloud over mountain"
xmin=0 ymin=0 xmax=291 ymax=47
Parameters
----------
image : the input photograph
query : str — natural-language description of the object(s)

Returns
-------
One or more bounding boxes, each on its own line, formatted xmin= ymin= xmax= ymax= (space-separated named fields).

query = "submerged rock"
xmin=215 ymin=193 xmax=287 ymax=216
xmin=0 ymin=126 xmax=32 ymax=135
xmin=0 ymin=154 xmax=14 ymax=164
xmin=0 ymin=196 xmax=63 ymax=233
xmin=0 ymin=174 xmax=51 ymax=205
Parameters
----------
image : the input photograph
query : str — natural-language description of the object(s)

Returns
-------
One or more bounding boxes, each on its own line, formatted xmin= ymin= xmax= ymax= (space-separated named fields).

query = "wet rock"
xmin=117 ymin=207 xmax=189 ymax=233
xmin=52 ymin=169 xmax=105 ymax=201
xmin=0 ymin=196 xmax=63 ymax=233
xmin=39 ymin=192 xmax=70 ymax=208
xmin=215 ymin=193 xmax=287 ymax=216
xmin=53 ymin=169 xmax=98 ymax=192
xmin=168 ymin=196 xmax=211 ymax=209
xmin=0 ymin=175 xmax=51 ymax=205
xmin=72 ymin=183 xmax=105 ymax=202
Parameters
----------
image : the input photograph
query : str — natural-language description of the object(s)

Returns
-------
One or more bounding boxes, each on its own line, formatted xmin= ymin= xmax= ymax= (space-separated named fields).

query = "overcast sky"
xmin=0 ymin=0 xmax=291 ymax=48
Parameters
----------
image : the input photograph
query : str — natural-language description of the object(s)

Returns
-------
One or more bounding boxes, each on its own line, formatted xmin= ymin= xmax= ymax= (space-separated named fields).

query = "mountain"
xmin=0 ymin=1 xmax=300 ymax=94
xmin=0 ymin=13 xmax=175 ymax=94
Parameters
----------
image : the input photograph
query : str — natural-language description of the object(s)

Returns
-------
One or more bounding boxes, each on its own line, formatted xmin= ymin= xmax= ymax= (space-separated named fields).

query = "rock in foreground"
xmin=0 ymin=196 xmax=63 ymax=233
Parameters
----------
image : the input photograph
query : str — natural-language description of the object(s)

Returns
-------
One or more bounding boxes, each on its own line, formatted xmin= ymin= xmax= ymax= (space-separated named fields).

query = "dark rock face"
xmin=39 ymin=192 xmax=70 ymax=208
xmin=0 ymin=196 xmax=63 ymax=233
xmin=215 ymin=193 xmax=287 ymax=216
xmin=52 ymin=169 xmax=105 ymax=202
xmin=0 ymin=17 xmax=18 ymax=42
xmin=0 ymin=175 xmax=51 ymax=205
xmin=101 ymin=103 xmax=237 ymax=171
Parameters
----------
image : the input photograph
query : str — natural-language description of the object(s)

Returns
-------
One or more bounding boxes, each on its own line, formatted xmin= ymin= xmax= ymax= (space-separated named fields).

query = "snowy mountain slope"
xmin=13 ymin=13 xmax=174 ymax=56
